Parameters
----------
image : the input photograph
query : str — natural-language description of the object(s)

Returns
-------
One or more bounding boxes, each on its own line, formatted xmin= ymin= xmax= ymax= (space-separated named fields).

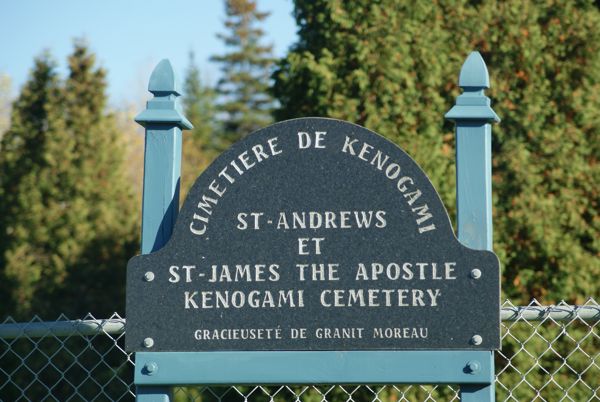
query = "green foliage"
xmin=476 ymin=1 xmax=600 ymax=304
xmin=181 ymin=52 xmax=219 ymax=197
xmin=212 ymin=0 xmax=276 ymax=145
xmin=497 ymin=321 xmax=599 ymax=401
xmin=0 ymin=42 xmax=138 ymax=319
xmin=0 ymin=53 xmax=67 ymax=317
xmin=274 ymin=0 xmax=600 ymax=304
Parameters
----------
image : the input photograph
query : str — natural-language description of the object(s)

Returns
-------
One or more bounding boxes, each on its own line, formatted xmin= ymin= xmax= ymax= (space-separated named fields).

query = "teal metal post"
xmin=134 ymin=59 xmax=192 ymax=402
xmin=136 ymin=59 xmax=192 ymax=255
xmin=446 ymin=52 xmax=500 ymax=401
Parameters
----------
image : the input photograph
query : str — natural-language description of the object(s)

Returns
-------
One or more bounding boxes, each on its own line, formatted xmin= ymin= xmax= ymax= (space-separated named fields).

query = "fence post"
xmin=134 ymin=59 xmax=192 ymax=401
xmin=445 ymin=51 xmax=500 ymax=401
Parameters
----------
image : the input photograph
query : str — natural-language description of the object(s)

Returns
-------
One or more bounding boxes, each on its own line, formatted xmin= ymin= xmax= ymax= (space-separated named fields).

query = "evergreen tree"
xmin=273 ymin=0 xmax=600 ymax=305
xmin=274 ymin=3 xmax=600 ymax=400
xmin=211 ymin=0 xmax=275 ymax=145
xmin=0 ymin=43 xmax=138 ymax=319
xmin=181 ymin=52 xmax=218 ymax=196
xmin=57 ymin=41 xmax=138 ymax=317
xmin=0 ymin=53 xmax=69 ymax=318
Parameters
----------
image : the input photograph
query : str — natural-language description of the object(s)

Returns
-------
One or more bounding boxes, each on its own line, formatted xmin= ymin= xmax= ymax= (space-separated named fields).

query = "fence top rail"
xmin=0 ymin=303 xmax=597 ymax=340
xmin=0 ymin=318 xmax=126 ymax=339
xmin=499 ymin=303 xmax=599 ymax=322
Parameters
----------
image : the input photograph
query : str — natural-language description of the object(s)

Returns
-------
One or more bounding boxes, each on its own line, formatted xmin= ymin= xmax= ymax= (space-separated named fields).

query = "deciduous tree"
xmin=0 ymin=73 xmax=11 ymax=136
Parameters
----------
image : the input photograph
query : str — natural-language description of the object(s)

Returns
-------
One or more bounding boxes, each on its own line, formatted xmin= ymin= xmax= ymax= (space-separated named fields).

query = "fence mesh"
xmin=1 ymin=299 xmax=598 ymax=401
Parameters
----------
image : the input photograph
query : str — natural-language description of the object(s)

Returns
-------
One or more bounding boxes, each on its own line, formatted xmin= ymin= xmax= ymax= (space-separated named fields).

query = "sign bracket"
xmin=135 ymin=351 xmax=494 ymax=385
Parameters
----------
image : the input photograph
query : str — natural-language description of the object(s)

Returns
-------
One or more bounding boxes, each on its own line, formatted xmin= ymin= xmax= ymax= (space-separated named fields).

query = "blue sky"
xmin=0 ymin=0 xmax=297 ymax=105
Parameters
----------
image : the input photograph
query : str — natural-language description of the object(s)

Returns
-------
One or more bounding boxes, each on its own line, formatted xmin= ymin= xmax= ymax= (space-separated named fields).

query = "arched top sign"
xmin=126 ymin=117 xmax=500 ymax=352
xmin=178 ymin=117 xmax=452 ymax=242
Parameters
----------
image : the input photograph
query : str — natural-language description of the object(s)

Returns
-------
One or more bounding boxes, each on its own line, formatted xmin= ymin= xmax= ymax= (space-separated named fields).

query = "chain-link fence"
xmin=1 ymin=299 xmax=598 ymax=401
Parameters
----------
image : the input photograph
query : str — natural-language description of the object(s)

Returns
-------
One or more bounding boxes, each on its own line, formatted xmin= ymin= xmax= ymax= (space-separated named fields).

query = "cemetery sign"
xmin=126 ymin=117 xmax=500 ymax=352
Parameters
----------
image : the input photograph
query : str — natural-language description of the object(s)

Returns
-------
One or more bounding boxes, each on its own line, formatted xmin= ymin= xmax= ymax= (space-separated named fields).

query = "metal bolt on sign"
xmin=143 ymin=337 xmax=154 ymax=348
xmin=470 ymin=334 xmax=483 ymax=345
xmin=143 ymin=362 xmax=158 ymax=375
xmin=470 ymin=269 xmax=482 ymax=279
xmin=466 ymin=360 xmax=481 ymax=374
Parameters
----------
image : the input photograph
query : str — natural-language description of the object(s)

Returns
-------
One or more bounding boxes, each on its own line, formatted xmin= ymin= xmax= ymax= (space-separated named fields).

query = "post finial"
xmin=459 ymin=52 xmax=490 ymax=89
xmin=135 ymin=59 xmax=193 ymax=129
xmin=445 ymin=51 xmax=500 ymax=123
xmin=148 ymin=59 xmax=180 ymax=95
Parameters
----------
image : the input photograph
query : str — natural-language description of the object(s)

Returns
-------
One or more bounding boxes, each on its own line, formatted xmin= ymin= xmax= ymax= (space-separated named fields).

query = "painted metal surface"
xmin=446 ymin=51 xmax=500 ymax=252
xmin=134 ymin=59 xmax=192 ymax=402
xmin=135 ymin=59 xmax=192 ymax=255
xmin=0 ymin=319 xmax=124 ymax=339
xmin=139 ymin=126 xmax=182 ymax=254
xmin=455 ymin=122 xmax=493 ymax=250
xmin=135 ymin=59 xmax=192 ymax=130
xmin=135 ymin=351 xmax=494 ymax=385
xmin=136 ymin=386 xmax=173 ymax=402
xmin=446 ymin=51 xmax=500 ymax=401
xmin=460 ymin=382 xmax=496 ymax=402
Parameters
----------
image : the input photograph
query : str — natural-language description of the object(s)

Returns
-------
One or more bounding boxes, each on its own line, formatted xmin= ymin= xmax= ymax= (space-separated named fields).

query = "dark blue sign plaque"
xmin=126 ymin=118 xmax=500 ymax=352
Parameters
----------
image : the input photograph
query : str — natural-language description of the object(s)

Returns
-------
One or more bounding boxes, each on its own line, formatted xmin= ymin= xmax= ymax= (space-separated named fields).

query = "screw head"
xmin=143 ymin=362 xmax=158 ymax=375
xmin=470 ymin=334 xmax=483 ymax=346
xmin=143 ymin=337 xmax=154 ymax=348
xmin=466 ymin=360 xmax=481 ymax=374
xmin=144 ymin=271 xmax=155 ymax=282
xmin=470 ymin=269 xmax=482 ymax=279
